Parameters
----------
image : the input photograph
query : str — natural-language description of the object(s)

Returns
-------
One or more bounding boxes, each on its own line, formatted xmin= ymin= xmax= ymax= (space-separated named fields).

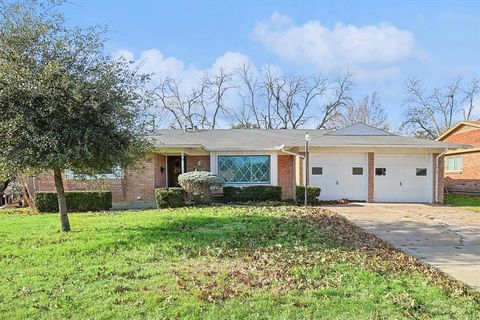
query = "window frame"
xmin=65 ymin=167 xmax=124 ymax=180
xmin=375 ymin=168 xmax=387 ymax=176
xmin=416 ymin=168 xmax=427 ymax=176
xmin=352 ymin=167 xmax=364 ymax=175
xmin=445 ymin=155 xmax=463 ymax=173
xmin=217 ymin=155 xmax=271 ymax=184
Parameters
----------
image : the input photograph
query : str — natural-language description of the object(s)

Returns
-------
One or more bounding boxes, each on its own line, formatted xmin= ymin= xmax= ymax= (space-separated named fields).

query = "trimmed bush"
xmin=223 ymin=185 xmax=282 ymax=202
xmin=155 ymin=188 xmax=186 ymax=208
xmin=35 ymin=191 xmax=112 ymax=212
xmin=295 ymin=186 xmax=321 ymax=204
xmin=178 ymin=171 xmax=225 ymax=203
xmin=222 ymin=186 xmax=242 ymax=202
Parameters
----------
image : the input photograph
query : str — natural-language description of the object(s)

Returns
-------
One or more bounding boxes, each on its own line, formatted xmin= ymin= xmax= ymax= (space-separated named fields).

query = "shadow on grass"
xmin=95 ymin=212 xmax=350 ymax=257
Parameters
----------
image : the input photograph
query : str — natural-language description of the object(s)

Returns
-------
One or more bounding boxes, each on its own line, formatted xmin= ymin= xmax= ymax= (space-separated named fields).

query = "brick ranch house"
xmin=437 ymin=121 xmax=480 ymax=195
xmin=33 ymin=123 xmax=463 ymax=208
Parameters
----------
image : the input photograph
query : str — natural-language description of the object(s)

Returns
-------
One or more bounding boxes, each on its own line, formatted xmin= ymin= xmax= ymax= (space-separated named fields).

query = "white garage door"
xmin=374 ymin=154 xmax=432 ymax=203
xmin=309 ymin=153 xmax=367 ymax=201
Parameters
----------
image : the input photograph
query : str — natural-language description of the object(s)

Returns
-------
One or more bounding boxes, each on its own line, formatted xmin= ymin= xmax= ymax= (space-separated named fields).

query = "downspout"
xmin=278 ymin=145 xmax=305 ymax=202
xmin=279 ymin=145 xmax=305 ymax=159
xmin=435 ymin=148 xmax=448 ymax=203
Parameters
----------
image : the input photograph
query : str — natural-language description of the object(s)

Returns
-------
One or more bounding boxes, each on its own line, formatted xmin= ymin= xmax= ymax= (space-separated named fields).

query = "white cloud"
xmin=112 ymin=49 xmax=134 ymax=61
xmin=113 ymin=49 xmax=260 ymax=89
xmin=251 ymin=12 xmax=418 ymax=79
xmin=211 ymin=51 xmax=255 ymax=74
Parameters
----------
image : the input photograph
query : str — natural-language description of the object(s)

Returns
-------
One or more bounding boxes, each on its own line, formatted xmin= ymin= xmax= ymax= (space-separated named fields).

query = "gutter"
xmin=278 ymin=144 xmax=304 ymax=158
xmin=435 ymin=148 xmax=449 ymax=203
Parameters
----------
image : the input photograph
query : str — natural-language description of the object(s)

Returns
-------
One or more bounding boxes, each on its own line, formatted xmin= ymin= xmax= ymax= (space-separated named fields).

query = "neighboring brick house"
xmin=437 ymin=121 xmax=480 ymax=195
xmin=34 ymin=123 xmax=462 ymax=208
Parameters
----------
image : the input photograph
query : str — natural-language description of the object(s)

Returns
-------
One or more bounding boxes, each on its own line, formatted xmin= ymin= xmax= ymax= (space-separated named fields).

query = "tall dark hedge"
xmin=35 ymin=191 xmax=112 ymax=212
xmin=295 ymin=186 xmax=321 ymax=204
xmin=223 ymin=186 xmax=282 ymax=202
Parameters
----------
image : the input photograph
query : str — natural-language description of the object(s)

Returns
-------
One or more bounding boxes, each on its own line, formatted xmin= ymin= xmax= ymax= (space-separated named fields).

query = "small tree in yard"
xmin=0 ymin=1 xmax=148 ymax=231
xmin=178 ymin=171 xmax=225 ymax=203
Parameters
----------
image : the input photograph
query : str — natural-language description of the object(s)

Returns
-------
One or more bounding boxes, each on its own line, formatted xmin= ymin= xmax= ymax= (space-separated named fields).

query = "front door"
xmin=167 ymin=156 xmax=186 ymax=187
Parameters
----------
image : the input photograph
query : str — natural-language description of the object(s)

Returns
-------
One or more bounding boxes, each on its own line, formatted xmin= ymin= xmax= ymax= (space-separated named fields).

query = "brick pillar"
xmin=433 ymin=153 xmax=445 ymax=203
xmin=368 ymin=152 xmax=375 ymax=202
xmin=278 ymin=155 xmax=295 ymax=200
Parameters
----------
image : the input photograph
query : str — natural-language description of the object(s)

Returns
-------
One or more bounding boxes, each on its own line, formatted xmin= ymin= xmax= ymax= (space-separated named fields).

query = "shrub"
xmin=178 ymin=171 xmax=225 ymax=203
xmin=223 ymin=185 xmax=282 ymax=202
xmin=295 ymin=186 xmax=321 ymax=204
xmin=222 ymin=186 xmax=242 ymax=202
xmin=155 ymin=188 xmax=186 ymax=208
xmin=35 ymin=191 xmax=112 ymax=212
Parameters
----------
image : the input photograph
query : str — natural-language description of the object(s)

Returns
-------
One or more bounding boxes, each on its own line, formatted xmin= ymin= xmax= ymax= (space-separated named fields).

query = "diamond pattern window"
xmin=218 ymin=155 xmax=270 ymax=183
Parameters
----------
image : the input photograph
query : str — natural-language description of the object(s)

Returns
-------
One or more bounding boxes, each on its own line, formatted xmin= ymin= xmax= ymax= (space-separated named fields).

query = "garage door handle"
xmin=336 ymin=181 xmax=339 ymax=186
xmin=400 ymin=182 xmax=403 ymax=187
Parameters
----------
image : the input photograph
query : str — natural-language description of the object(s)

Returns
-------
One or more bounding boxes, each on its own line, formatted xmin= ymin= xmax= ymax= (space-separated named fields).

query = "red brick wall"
xmin=33 ymin=153 xmax=216 ymax=207
xmin=153 ymin=153 xmax=167 ymax=188
xmin=367 ymin=152 xmax=374 ymax=202
xmin=122 ymin=156 xmax=156 ymax=204
xmin=277 ymin=155 xmax=295 ymax=200
xmin=444 ymin=152 xmax=480 ymax=194
xmin=442 ymin=126 xmax=480 ymax=194
xmin=35 ymin=154 xmax=159 ymax=207
xmin=186 ymin=155 xmax=210 ymax=172
xmin=443 ymin=128 xmax=480 ymax=145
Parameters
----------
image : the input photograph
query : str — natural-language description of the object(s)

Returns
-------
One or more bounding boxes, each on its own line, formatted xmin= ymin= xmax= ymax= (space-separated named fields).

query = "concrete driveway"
xmin=327 ymin=203 xmax=480 ymax=289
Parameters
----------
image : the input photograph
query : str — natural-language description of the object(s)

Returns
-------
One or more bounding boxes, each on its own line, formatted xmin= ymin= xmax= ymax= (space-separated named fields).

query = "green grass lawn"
xmin=1 ymin=206 xmax=479 ymax=319
xmin=445 ymin=194 xmax=480 ymax=212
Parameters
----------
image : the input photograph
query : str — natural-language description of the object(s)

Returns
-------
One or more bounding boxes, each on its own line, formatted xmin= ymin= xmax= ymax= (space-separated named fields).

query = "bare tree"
xmin=316 ymin=73 xmax=353 ymax=129
xmin=235 ymin=64 xmax=262 ymax=128
xmin=331 ymin=91 xmax=390 ymax=130
xmin=463 ymin=79 xmax=479 ymax=121
xmin=153 ymin=67 xmax=355 ymax=130
xmin=205 ymin=68 xmax=235 ymax=129
xmin=152 ymin=77 xmax=207 ymax=129
xmin=264 ymin=71 xmax=330 ymax=129
xmin=402 ymin=76 xmax=465 ymax=139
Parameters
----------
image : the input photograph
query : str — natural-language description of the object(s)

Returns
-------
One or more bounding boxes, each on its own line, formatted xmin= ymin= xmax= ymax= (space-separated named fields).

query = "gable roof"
xmin=147 ymin=123 xmax=464 ymax=151
xmin=437 ymin=121 xmax=480 ymax=141
xmin=328 ymin=122 xmax=393 ymax=136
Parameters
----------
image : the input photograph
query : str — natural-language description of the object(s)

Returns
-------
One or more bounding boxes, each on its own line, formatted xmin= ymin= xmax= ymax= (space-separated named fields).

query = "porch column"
xmin=165 ymin=155 xmax=168 ymax=187
xmin=181 ymin=152 xmax=185 ymax=174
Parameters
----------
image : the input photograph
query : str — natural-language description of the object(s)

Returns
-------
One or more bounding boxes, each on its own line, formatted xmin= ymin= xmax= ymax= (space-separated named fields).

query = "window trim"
xmin=445 ymin=155 xmax=463 ymax=173
xmin=217 ymin=155 xmax=271 ymax=184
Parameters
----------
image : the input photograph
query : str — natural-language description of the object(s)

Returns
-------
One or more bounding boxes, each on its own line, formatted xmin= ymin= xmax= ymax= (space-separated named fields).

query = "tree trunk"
xmin=0 ymin=179 xmax=10 ymax=206
xmin=53 ymin=168 xmax=71 ymax=232
xmin=0 ymin=179 xmax=10 ymax=194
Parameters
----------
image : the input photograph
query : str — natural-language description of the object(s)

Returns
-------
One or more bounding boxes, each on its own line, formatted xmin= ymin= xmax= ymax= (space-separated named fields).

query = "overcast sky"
xmin=62 ymin=0 xmax=480 ymax=124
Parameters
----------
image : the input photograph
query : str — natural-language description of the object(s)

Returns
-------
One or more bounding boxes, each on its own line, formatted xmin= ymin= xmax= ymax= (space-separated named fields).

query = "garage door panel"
xmin=309 ymin=153 xmax=367 ymax=201
xmin=374 ymin=154 xmax=431 ymax=203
